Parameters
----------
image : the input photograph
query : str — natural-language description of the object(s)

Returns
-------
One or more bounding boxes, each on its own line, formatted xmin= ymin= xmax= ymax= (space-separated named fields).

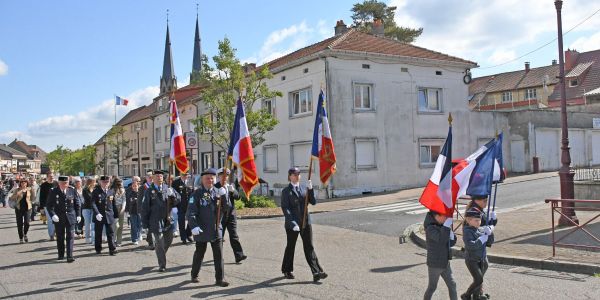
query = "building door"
xmin=535 ymin=129 xmax=560 ymax=171
xmin=568 ymin=130 xmax=586 ymax=168
xmin=510 ymin=140 xmax=526 ymax=173
xmin=592 ymin=131 xmax=600 ymax=166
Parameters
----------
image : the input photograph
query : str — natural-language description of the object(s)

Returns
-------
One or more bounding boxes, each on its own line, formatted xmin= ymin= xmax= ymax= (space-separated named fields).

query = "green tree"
xmin=45 ymin=145 xmax=97 ymax=176
xmin=351 ymin=0 xmax=423 ymax=43
xmin=46 ymin=145 xmax=71 ymax=174
xmin=192 ymin=37 xmax=281 ymax=154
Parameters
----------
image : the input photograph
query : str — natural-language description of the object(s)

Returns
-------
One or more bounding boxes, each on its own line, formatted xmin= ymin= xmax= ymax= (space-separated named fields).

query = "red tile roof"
xmin=549 ymin=49 xmax=600 ymax=102
xmin=261 ymin=29 xmax=477 ymax=72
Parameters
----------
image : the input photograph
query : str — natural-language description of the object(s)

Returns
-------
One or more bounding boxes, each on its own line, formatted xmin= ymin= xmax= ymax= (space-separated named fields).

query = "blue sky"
xmin=1 ymin=0 xmax=599 ymax=152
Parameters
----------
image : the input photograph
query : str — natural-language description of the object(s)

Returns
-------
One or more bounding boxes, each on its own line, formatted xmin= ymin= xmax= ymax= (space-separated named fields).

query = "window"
xmin=355 ymin=139 xmax=377 ymax=169
xmin=164 ymin=125 xmax=170 ymax=142
xmin=419 ymin=139 xmax=444 ymax=166
xmin=354 ymin=83 xmax=373 ymax=110
xmin=418 ymin=88 xmax=442 ymax=112
xmin=569 ymin=79 xmax=578 ymax=87
xmin=290 ymin=88 xmax=312 ymax=117
xmin=201 ymin=152 xmax=212 ymax=170
xmin=155 ymin=128 xmax=161 ymax=143
xmin=290 ymin=143 xmax=311 ymax=170
xmin=525 ymin=88 xmax=537 ymax=100
xmin=501 ymin=92 xmax=513 ymax=103
xmin=263 ymin=145 xmax=278 ymax=172
xmin=262 ymin=98 xmax=276 ymax=116
xmin=218 ymin=151 xmax=226 ymax=168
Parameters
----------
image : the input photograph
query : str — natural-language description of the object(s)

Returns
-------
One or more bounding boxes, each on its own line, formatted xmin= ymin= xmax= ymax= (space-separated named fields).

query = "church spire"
xmin=190 ymin=6 xmax=202 ymax=83
xmin=160 ymin=11 xmax=177 ymax=95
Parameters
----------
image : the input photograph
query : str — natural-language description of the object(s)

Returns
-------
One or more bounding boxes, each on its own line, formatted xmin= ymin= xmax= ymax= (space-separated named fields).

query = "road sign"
xmin=593 ymin=118 xmax=600 ymax=129
xmin=185 ymin=132 xmax=198 ymax=149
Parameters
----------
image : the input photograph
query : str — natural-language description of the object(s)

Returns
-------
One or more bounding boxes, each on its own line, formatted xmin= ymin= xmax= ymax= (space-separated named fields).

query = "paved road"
xmin=311 ymin=175 xmax=560 ymax=237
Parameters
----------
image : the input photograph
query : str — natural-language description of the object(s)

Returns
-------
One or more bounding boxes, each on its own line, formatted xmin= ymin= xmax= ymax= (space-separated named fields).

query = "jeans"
xmin=130 ymin=213 xmax=142 ymax=242
xmin=171 ymin=211 xmax=178 ymax=233
xmin=44 ymin=208 xmax=55 ymax=238
xmin=424 ymin=263 xmax=458 ymax=300
xmin=82 ymin=209 xmax=95 ymax=242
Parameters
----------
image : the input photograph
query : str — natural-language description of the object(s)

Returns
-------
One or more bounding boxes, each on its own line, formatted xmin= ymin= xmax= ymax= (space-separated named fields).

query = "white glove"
xmin=292 ymin=225 xmax=300 ymax=232
xmin=96 ymin=214 xmax=103 ymax=222
xmin=76 ymin=216 xmax=81 ymax=223
xmin=191 ymin=227 xmax=202 ymax=235
xmin=443 ymin=218 xmax=453 ymax=228
xmin=449 ymin=230 xmax=455 ymax=240
xmin=490 ymin=211 xmax=497 ymax=220
xmin=307 ymin=180 xmax=313 ymax=190
xmin=483 ymin=225 xmax=495 ymax=235
xmin=217 ymin=187 xmax=227 ymax=196
xmin=171 ymin=207 xmax=178 ymax=215
xmin=166 ymin=187 xmax=175 ymax=197
xmin=478 ymin=234 xmax=489 ymax=244
xmin=52 ymin=215 xmax=59 ymax=223
xmin=226 ymin=184 xmax=235 ymax=193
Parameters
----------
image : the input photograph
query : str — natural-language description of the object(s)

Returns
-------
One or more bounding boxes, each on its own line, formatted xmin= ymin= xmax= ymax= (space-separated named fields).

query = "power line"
xmin=479 ymin=7 xmax=600 ymax=70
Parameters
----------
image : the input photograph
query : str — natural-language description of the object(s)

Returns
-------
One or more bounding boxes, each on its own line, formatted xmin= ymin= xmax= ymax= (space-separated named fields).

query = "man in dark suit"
xmin=188 ymin=168 xmax=230 ymax=287
xmin=141 ymin=170 xmax=180 ymax=272
xmin=281 ymin=167 xmax=327 ymax=282
xmin=46 ymin=176 xmax=81 ymax=262
xmin=172 ymin=172 xmax=193 ymax=244
xmin=92 ymin=175 xmax=118 ymax=255
xmin=215 ymin=168 xmax=246 ymax=263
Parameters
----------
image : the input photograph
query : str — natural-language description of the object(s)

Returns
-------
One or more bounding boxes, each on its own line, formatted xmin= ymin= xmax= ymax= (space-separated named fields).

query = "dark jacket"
xmin=424 ymin=212 xmax=457 ymax=268
xmin=46 ymin=186 xmax=81 ymax=226
xmin=125 ymin=186 xmax=140 ymax=215
xmin=39 ymin=181 xmax=55 ymax=209
xmin=141 ymin=183 xmax=180 ymax=234
xmin=187 ymin=185 xmax=230 ymax=242
xmin=281 ymin=183 xmax=316 ymax=230
xmin=173 ymin=177 xmax=191 ymax=215
xmin=91 ymin=186 xmax=119 ymax=225
xmin=214 ymin=182 xmax=240 ymax=217
xmin=463 ymin=224 xmax=494 ymax=262
xmin=82 ymin=188 xmax=94 ymax=209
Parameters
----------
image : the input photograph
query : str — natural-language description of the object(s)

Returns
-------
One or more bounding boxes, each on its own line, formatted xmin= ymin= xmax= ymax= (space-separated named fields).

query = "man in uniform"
xmin=46 ymin=176 xmax=81 ymax=262
xmin=215 ymin=168 xmax=247 ymax=263
xmin=188 ymin=168 xmax=230 ymax=287
xmin=92 ymin=175 xmax=118 ymax=255
xmin=172 ymin=172 xmax=193 ymax=244
xmin=141 ymin=170 xmax=180 ymax=272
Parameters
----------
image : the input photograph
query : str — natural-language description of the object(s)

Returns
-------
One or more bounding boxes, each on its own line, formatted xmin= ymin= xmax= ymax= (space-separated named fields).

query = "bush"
xmin=244 ymin=195 xmax=277 ymax=208
xmin=234 ymin=199 xmax=245 ymax=210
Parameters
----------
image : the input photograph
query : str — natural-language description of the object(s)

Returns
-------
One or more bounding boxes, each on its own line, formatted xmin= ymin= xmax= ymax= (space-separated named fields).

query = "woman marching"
xmin=9 ymin=178 xmax=35 ymax=243
xmin=82 ymin=177 xmax=96 ymax=244
xmin=280 ymin=167 xmax=327 ymax=282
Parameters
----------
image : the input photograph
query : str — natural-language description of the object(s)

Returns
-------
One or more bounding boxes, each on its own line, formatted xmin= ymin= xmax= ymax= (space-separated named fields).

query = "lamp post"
xmin=135 ymin=124 xmax=142 ymax=176
xmin=555 ymin=0 xmax=578 ymax=225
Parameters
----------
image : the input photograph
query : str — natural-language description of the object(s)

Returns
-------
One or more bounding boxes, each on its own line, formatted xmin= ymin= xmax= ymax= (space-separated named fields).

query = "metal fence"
xmin=573 ymin=167 xmax=600 ymax=182
xmin=544 ymin=199 xmax=600 ymax=256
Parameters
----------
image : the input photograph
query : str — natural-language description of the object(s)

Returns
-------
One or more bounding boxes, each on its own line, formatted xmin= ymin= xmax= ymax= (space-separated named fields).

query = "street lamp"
xmin=135 ymin=124 xmax=142 ymax=176
xmin=555 ymin=0 xmax=578 ymax=225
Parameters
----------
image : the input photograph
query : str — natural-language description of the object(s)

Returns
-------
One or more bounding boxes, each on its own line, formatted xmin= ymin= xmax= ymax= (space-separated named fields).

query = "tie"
xmin=295 ymin=186 xmax=301 ymax=196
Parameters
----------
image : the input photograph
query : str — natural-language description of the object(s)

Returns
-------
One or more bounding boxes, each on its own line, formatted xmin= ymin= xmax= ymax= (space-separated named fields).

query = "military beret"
xmin=201 ymin=168 xmax=218 ymax=176
xmin=288 ymin=167 xmax=301 ymax=175
xmin=58 ymin=176 xmax=69 ymax=182
xmin=465 ymin=207 xmax=483 ymax=218
xmin=99 ymin=175 xmax=110 ymax=181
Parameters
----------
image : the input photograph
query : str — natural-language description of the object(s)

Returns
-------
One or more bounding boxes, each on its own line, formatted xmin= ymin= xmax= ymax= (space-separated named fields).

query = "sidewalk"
xmin=410 ymin=202 xmax=600 ymax=275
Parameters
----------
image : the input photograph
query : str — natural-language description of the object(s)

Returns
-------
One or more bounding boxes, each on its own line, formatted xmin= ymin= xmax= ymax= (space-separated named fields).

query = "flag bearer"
xmin=461 ymin=207 xmax=494 ymax=300
xmin=423 ymin=210 xmax=457 ymax=300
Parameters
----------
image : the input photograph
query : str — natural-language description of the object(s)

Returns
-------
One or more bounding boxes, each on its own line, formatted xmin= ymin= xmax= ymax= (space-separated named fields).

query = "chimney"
xmin=525 ymin=62 xmax=530 ymax=72
xmin=552 ymin=59 xmax=557 ymax=65
xmin=564 ymin=48 xmax=579 ymax=70
xmin=372 ymin=18 xmax=384 ymax=36
xmin=334 ymin=20 xmax=348 ymax=36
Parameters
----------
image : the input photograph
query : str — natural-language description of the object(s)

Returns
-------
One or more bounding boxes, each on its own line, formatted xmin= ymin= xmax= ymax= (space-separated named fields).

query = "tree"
xmin=46 ymin=145 xmax=70 ymax=174
xmin=350 ymin=0 xmax=423 ymax=43
xmin=192 ymin=37 xmax=282 ymax=155
xmin=96 ymin=125 xmax=132 ymax=176
xmin=45 ymin=145 xmax=96 ymax=175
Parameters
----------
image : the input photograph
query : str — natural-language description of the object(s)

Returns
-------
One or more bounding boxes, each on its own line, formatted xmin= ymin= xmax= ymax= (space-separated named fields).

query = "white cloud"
xmin=488 ymin=49 xmax=517 ymax=65
xmin=0 ymin=58 xmax=7 ymax=76
xmin=389 ymin=0 xmax=600 ymax=70
xmin=0 ymin=86 xmax=159 ymax=151
xmin=0 ymin=131 xmax=32 ymax=144
xmin=570 ymin=31 xmax=600 ymax=52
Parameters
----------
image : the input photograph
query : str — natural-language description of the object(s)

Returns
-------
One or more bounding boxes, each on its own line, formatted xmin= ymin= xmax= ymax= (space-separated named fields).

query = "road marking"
xmin=349 ymin=200 xmax=469 ymax=215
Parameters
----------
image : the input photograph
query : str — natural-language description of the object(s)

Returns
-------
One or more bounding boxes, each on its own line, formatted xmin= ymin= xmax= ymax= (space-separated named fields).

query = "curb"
xmin=408 ymin=223 xmax=600 ymax=276
xmin=237 ymin=210 xmax=330 ymax=220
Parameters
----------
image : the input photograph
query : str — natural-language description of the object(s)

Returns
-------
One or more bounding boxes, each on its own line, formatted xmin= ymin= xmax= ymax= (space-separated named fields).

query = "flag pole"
xmin=491 ymin=132 xmax=500 ymax=212
xmin=447 ymin=113 xmax=454 ymax=250
xmin=114 ymin=95 xmax=117 ymax=125
xmin=301 ymin=157 xmax=313 ymax=230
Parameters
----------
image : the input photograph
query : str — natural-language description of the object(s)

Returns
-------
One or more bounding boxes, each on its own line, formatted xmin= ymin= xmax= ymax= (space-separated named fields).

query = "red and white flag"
xmin=169 ymin=98 xmax=189 ymax=173
xmin=311 ymin=89 xmax=336 ymax=184
xmin=227 ymin=97 xmax=259 ymax=197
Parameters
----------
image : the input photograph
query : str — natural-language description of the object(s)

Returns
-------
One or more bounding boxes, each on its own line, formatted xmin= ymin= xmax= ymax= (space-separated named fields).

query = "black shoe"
xmin=191 ymin=277 xmax=199 ymax=283
xmin=187 ymin=237 xmax=193 ymax=243
xmin=67 ymin=257 xmax=75 ymax=263
xmin=181 ymin=240 xmax=188 ymax=245
xmin=283 ymin=272 xmax=295 ymax=279
xmin=148 ymin=243 xmax=155 ymax=250
xmin=318 ymin=272 xmax=328 ymax=280
xmin=215 ymin=280 xmax=229 ymax=287
xmin=235 ymin=255 xmax=247 ymax=264
xmin=50 ymin=236 xmax=55 ymax=241
xmin=19 ymin=239 xmax=23 ymax=244
xmin=313 ymin=274 xmax=321 ymax=282
xmin=109 ymin=251 xmax=117 ymax=256
xmin=158 ymin=267 xmax=166 ymax=272
xmin=57 ymin=256 xmax=65 ymax=260
xmin=461 ymin=294 xmax=472 ymax=300
xmin=24 ymin=236 xmax=28 ymax=243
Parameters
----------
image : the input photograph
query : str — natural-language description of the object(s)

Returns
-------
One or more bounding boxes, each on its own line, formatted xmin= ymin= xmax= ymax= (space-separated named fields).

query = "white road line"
xmin=387 ymin=203 xmax=428 ymax=212
xmin=349 ymin=201 xmax=418 ymax=212
xmin=406 ymin=205 xmax=468 ymax=215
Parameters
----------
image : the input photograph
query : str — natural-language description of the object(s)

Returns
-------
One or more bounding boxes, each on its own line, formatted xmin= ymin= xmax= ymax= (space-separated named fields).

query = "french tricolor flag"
xmin=228 ymin=97 xmax=259 ymax=198
xmin=454 ymin=133 xmax=504 ymax=199
xmin=419 ymin=126 xmax=456 ymax=216
xmin=115 ymin=96 xmax=129 ymax=106
xmin=311 ymin=89 xmax=336 ymax=185
xmin=169 ymin=98 xmax=189 ymax=173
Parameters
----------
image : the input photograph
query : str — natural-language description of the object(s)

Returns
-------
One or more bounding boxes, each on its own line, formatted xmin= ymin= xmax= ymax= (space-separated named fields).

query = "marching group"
xmin=3 ymin=166 xmax=326 ymax=288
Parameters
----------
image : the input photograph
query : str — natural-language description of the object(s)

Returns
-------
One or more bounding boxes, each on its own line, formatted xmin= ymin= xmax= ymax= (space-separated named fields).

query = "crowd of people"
xmin=2 ymin=166 xmax=326 ymax=288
